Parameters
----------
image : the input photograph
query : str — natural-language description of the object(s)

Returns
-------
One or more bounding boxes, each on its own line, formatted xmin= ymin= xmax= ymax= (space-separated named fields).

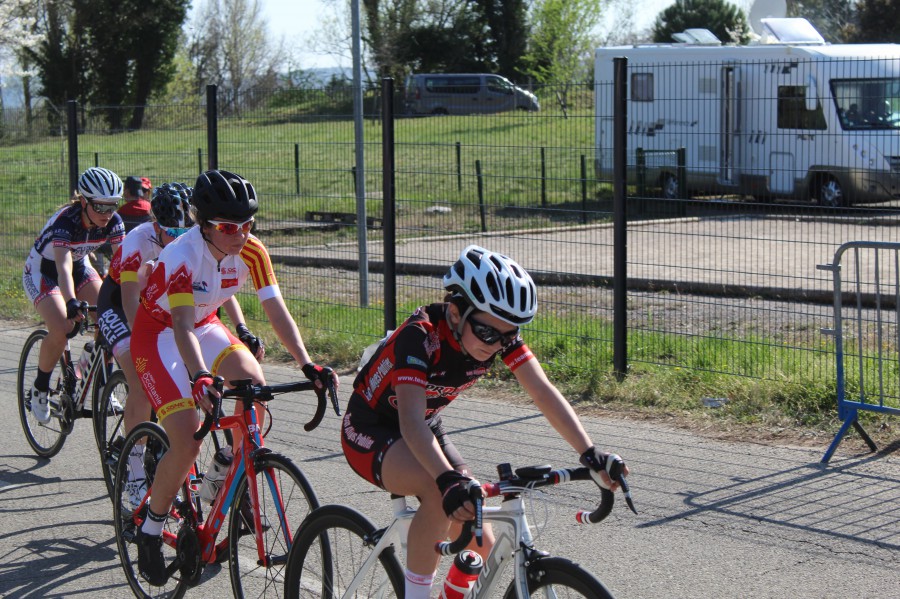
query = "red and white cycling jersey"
xmin=107 ymin=221 xmax=164 ymax=286
xmin=139 ymin=226 xmax=280 ymax=328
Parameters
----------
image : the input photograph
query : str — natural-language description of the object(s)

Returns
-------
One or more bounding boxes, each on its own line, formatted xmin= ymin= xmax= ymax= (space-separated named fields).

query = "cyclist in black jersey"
xmin=341 ymin=244 xmax=630 ymax=599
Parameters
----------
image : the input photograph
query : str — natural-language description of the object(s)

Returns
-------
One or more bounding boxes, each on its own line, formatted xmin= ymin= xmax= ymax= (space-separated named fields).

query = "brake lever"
xmin=607 ymin=455 xmax=637 ymax=515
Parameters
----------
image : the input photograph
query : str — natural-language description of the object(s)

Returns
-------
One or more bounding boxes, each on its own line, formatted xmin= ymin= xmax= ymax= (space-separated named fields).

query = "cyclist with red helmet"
xmin=130 ymin=169 xmax=337 ymax=586
xmin=23 ymin=167 xmax=126 ymax=424
xmin=341 ymin=244 xmax=630 ymax=599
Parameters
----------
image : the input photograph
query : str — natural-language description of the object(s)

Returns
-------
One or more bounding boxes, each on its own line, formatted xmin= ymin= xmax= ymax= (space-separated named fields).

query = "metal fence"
xmin=2 ymin=57 xmax=899 ymax=385
xmin=819 ymin=241 xmax=900 ymax=462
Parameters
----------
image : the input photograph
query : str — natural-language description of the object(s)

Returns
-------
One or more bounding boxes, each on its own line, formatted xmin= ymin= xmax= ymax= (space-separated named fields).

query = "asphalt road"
xmin=0 ymin=319 xmax=898 ymax=599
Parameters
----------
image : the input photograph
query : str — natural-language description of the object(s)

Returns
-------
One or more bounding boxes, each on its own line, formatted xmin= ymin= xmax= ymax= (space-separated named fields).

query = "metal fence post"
xmin=476 ymin=159 xmax=487 ymax=232
xmin=66 ymin=100 xmax=78 ymax=193
xmin=382 ymin=77 xmax=397 ymax=332
xmin=206 ymin=84 xmax=218 ymax=170
xmin=613 ymin=57 xmax=628 ymax=381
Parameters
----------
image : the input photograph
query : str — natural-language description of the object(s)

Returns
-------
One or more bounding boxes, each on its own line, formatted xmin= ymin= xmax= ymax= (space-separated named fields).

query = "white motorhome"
xmin=594 ymin=18 xmax=900 ymax=206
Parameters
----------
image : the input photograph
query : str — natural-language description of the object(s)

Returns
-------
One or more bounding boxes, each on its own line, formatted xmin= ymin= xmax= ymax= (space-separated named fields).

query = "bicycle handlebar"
xmin=194 ymin=376 xmax=226 ymax=440
xmin=435 ymin=464 xmax=635 ymax=556
xmin=66 ymin=305 xmax=98 ymax=339
xmin=193 ymin=374 xmax=341 ymax=439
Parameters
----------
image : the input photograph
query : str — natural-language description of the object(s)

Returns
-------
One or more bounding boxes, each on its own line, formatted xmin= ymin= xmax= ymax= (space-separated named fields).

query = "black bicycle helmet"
xmin=192 ymin=170 xmax=258 ymax=221
xmin=151 ymin=183 xmax=193 ymax=228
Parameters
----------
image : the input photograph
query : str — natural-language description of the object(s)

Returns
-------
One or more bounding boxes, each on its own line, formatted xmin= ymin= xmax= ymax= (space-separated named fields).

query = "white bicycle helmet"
xmin=443 ymin=245 xmax=537 ymax=325
xmin=78 ymin=167 xmax=123 ymax=201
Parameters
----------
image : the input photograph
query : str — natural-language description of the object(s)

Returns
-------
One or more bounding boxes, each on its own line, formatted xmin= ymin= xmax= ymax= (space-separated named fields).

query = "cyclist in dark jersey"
xmin=341 ymin=244 xmax=630 ymax=599
xmin=23 ymin=167 xmax=125 ymax=424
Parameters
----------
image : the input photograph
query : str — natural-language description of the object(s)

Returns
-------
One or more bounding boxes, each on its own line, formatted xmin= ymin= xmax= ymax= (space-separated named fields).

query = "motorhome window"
xmin=777 ymin=85 xmax=826 ymax=130
xmin=425 ymin=77 xmax=481 ymax=94
xmin=631 ymin=73 xmax=653 ymax=102
xmin=831 ymin=78 xmax=900 ymax=130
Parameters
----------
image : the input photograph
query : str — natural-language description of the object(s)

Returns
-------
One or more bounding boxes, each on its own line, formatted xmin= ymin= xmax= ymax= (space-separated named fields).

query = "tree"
xmin=652 ymin=0 xmax=751 ymax=45
xmin=845 ymin=0 xmax=899 ymax=43
xmin=26 ymin=0 xmax=188 ymax=130
xmin=471 ymin=0 xmax=529 ymax=80
xmin=525 ymin=0 xmax=602 ymax=94
xmin=187 ymin=0 xmax=284 ymax=113
xmin=788 ymin=0 xmax=855 ymax=43
xmin=0 ymin=0 xmax=41 ymax=124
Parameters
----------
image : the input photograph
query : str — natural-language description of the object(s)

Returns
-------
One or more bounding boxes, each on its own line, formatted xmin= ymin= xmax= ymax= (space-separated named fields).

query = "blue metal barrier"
xmin=819 ymin=241 xmax=900 ymax=463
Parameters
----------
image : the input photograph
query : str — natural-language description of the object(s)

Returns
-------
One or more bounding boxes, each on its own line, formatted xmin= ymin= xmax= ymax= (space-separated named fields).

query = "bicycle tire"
xmin=228 ymin=452 xmax=320 ymax=599
xmin=283 ymin=504 xmax=405 ymax=599
xmin=94 ymin=368 xmax=128 ymax=499
xmin=502 ymin=556 xmax=615 ymax=599
xmin=113 ymin=422 xmax=190 ymax=599
xmin=17 ymin=329 xmax=68 ymax=458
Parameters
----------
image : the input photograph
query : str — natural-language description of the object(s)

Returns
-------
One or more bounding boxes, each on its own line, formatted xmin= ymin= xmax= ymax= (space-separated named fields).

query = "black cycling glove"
xmin=236 ymin=323 xmax=263 ymax=356
xmin=436 ymin=470 xmax=478 ymax=518
xmin=302 ymin=362 xmax=332 ymax=385
xmin=66 ymin=298 xmax=88 ymax=319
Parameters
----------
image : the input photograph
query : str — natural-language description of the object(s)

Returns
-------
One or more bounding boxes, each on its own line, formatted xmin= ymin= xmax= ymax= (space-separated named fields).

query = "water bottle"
xmin=75 ymin=341 xmax=94 ymax=380
xmin=441 ymin=550 xmax=483 ymax=599
xmin=200 ymin=447 xmax=233 ymax=504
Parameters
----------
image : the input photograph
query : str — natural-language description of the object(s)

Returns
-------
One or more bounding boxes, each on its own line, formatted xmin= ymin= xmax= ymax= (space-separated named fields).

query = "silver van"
xmin=404 ymin=73 xmax=540 ymax=115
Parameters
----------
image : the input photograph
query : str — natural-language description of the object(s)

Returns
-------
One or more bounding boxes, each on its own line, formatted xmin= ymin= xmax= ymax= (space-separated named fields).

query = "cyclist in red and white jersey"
xmin=97 ymin=182 xmax=263 ymax=509
xmin=23 ymin=167 xmax=125 ymax=424
xmin=342 ymin=245 xmax=630 ymax=599
xmin=130 ymin=169 xmax=337 ymax=586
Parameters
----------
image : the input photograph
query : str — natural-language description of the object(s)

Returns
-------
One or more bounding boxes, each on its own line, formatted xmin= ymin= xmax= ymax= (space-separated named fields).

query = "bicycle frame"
xmin=150 ymin=401 xmax=279 ymax=565
xmin=343 ymin=493 xmax=535 ymax=598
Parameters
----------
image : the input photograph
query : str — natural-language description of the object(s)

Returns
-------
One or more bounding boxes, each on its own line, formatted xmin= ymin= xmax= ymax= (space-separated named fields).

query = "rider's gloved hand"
xmin=65 ymin=298 xmax=88 ymax=320
xmin=236 ymin=323 xmax=264 ymax=358
xmin=191 ymin=369 xmax=216 ymax=408
xmin=436 ymin=470 xmax=480 ymax=519
xmin=302 ymin=362 xmax=331 ymax=385
xmin=580 ymin=446 xmax=628 ymax=490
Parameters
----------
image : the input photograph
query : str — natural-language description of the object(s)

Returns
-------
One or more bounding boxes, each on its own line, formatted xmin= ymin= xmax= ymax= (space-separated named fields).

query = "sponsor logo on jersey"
xmin=424 ymin=331 xmax=440 ymax=356
xmin=192 ymin=280 xmax=209 ymax=292
xmin=221 ymin=278 xmax=239 ymax=288
xmin=363 ymin=357 xmax=394 ymax=402
xmin=134 ymin=356 xmax=148 ymax=374
xmin=407 ymin=356 xmax=427 ymax=368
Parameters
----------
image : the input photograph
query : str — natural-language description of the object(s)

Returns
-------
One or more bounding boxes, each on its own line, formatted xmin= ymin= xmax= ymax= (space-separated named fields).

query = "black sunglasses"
xmin=467 ymin=316 xmax=519 ymax=346
xmin=88 ymin=201 xmax=118 ymax=214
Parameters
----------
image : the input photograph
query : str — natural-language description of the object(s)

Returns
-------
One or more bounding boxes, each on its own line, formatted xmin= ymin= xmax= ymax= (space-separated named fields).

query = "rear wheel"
xmin=94 ymin=369 xmax=128 ymax=499
xmin=228 ymin=453 xmax=320 ymax=598
xmin=17 ymin=329 xmax=69 ymax=458
xmin=503 ymin=556 xmax=615 ymax=599
xmin=284 ymin=504 xmax=405 ymax=599
xmin=113 ymin=422 xmax=190 ymax=599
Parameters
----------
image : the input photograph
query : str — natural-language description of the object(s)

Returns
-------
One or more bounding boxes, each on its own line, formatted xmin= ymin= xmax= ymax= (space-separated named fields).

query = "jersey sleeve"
xmin=391 ymin=322 xmax=433 ymax=389
xmin=501 ymin=339 xmax=535 ymax=372
xmin=106 ymin=214 xmax=126 ymax=245
xmin=240 ymin=236 xmax=280 ymax=301
xmin=165 ymin=263 xmax=195 ymax=309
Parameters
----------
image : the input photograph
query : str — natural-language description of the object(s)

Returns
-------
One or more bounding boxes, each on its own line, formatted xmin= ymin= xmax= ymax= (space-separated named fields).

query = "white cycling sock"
xmin=404 ymin=569 xmax=433 ymax=599
xmin=128 ymin=444 xmax=146 ymax=480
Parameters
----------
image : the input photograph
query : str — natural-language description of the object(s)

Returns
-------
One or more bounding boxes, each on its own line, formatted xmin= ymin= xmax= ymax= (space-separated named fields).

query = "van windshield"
xmin=832 ymin=78 xmax=900 ymax=130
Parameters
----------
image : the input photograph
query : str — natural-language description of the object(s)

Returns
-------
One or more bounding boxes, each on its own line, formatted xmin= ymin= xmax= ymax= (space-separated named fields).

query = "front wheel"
xmin=94 ymin=369 xmax=128 ymax=500
xmin=284 ymin=504 xmax=405 ymax=599
xmin=228 ymin=452 xmax=320 ymax=598
xmin=17 ymin=329 xmax=68 ymax=458
xmin=814 ymin=175 xmax=846 ymax=207
xmin=113 ymin=422 xmax=190 ymax=599
xmin=503 ymin=556 xmax=616 ymax=599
